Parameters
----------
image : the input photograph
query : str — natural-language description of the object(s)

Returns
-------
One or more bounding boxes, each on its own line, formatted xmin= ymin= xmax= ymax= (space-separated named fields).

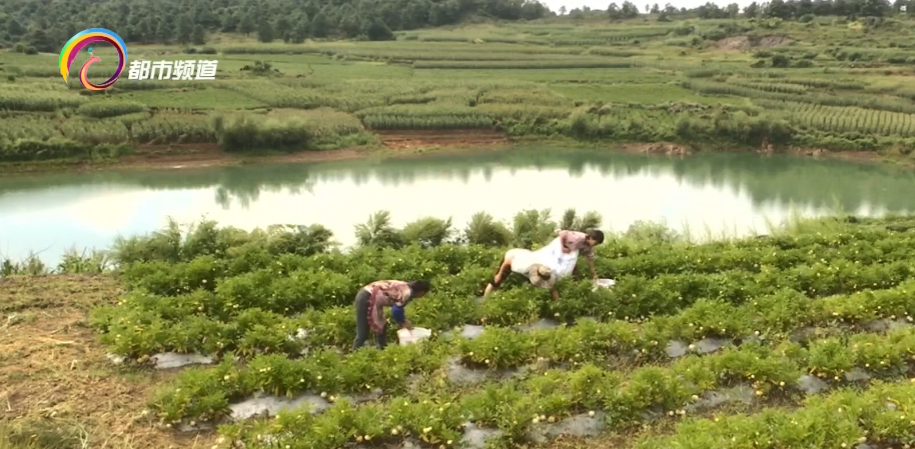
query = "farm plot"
xmin=82 ymin=213 xmax=915 ymax=449
xmin=755 ymin=100 xmax=915 ymax=137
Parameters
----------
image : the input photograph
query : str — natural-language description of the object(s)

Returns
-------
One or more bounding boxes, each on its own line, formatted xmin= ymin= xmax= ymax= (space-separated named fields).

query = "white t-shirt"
xmin=506 ymin=248 xmax=538 ymax=275
xmin=534 ymin=238 xmax=579 ymax=278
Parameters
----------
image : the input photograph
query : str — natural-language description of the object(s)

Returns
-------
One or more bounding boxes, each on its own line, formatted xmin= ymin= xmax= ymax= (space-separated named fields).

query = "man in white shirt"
xmin=483 ymin=248 xmax=559 ymax=300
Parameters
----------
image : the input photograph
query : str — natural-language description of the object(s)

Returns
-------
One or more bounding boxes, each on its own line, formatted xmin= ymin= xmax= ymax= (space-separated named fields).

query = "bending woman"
xmin=353 ymin=279 xmax=431 ymax=350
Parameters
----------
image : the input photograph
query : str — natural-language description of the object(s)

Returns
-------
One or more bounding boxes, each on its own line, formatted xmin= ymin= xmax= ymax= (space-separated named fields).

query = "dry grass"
xmin=0 ymin=275 xmax=218 ymax=449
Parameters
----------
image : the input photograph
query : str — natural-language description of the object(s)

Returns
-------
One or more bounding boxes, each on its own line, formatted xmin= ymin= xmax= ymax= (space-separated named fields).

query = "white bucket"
xmin=593 ymin=279 xmax=615 ymax=291
xmin=397 ymin=327 xmax=432 ymax=346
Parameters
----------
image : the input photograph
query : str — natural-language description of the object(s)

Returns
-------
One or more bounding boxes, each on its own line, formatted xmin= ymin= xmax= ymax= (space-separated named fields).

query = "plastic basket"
xmin=397 ymin=327 xmax=432 ymax=346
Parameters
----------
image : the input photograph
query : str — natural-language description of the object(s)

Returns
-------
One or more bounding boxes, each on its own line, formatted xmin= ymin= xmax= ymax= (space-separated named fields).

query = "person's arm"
xmin=588 ymin=258 xmax=597 ymax=280
xmin=558 ymin=230 xmax=571 ymax=253
xmin=391 ymin=304 xmax=411 ymax=329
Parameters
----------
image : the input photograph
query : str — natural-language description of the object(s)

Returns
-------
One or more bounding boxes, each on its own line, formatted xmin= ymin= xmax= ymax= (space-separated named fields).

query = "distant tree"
xmin=191 ymin=24 xmax=206 ymax=44
xmin=607 ymin=2 xmax=621 ymax=18
xmin=892 ymin=0 xmax=906 ymax=11
xmin=257 ymin=19 xmax=274 ymax=42
xmin=276 ymin=17 xmax=291 ymax=42
xmin=177 ymin=15 xmax=193 ymax=44
xmin=7 ymin=19 xmax=26 ymax=37
xmin=365 ymin=18 xmax=395 ymax=40
xmin=727 ymin=2 xmax=740 ymax=16
xmin=859 ymin=0 xmax=890 ymax=15
xmin=559 ymin=5 xmax=567 ymax=14
xmin=765 ymin=0 xmax=794 ymax=18
xmin=156 ymin=19 xmax=173 ymax=43
xmin=239 ymin=14 xmax=255 ymax=36
xmin=697 ymin=2 xmax=724 ymax=18
xmin=907 ymin=0 xmax=915 ymax=13
xmin=812 ymin=0 xmax=834 ymax=15
xmin=663 ymin=3 xmax=678 ymax=13
xmin=311 ymin=10 xmax=330 ymax=37
xmin=291 ymin=15 xmax=310 ymax=43
xmin=621 ymin=1 xmax=641 ymax=17
xmin=220 ymin=12 xmax=238 ymax=32
xmin=650 ymin=3 xmax=660 ymax=12
xmin=26 ymin=26 xmax=54 ymax=53
xmin=797 ymin=0 xmax=814 ymax=15
xmin=339 ymin=12 xmax=363 ymax=37
xmin=645 ymin=3 xmax=650 ymax=12
xmin=833 ymin=0 xmax=851 ymax=15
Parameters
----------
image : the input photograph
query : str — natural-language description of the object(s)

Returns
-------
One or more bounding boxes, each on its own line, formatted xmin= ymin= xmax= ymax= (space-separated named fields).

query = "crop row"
xmin=682 ymin=80 xmax=915 ymax=115
xmin=219 ymin=43 xmax=581 ymax=56
xmin=637 ymin=379 xmax=915 ymax=449
xmin=0 ymin=89 xmax=85 ymax=112
xmin=328 ymin=50 xmax=604 ymax=62
xmin=756 ymin=99 xmax=915 ymax=137
xmin=727 ymin=80 xmax=810 ymax=95
xmin=115 ymin=220 xmax=915 ymax=284
xmin=735 ymin=74 xmax=866 ymax=90
xmin=94 ymin=255 xmax=915 ymax=360
xmin=158 ymin=325 xmax=915 ymax=443
xmin=360 ymin=114 xmax=493 ymax=130
xmin=411 ymin=60 xmax=634 ymax=70
xmin=112 ymin=229 xmax=911 ymax=316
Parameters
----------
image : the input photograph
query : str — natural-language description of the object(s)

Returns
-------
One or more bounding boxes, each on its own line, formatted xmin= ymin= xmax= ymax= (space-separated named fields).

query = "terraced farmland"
xmin=16 ymin=213 xmax=904 ymax=449
xmin=3 ymin=15 xmax=915 ymax=166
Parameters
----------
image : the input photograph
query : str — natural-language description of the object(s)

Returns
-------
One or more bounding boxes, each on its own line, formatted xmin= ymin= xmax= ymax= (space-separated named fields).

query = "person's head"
xmin=409 ymin=280 xmax=432 ymax=298
xmin=528 ymin=264 xmax=555 ymax=289
xmin=586 ymin=229 xmax=605 ymax=247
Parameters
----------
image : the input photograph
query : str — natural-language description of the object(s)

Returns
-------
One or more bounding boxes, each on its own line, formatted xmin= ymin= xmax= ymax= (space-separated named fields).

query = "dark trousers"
xmin=353 ymin=289 xmax=387 ymax=350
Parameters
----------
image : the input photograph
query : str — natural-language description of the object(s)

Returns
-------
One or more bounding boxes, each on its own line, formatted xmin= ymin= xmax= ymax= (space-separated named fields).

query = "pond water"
xmin=2 ymin=147 xmax=915 ymax=264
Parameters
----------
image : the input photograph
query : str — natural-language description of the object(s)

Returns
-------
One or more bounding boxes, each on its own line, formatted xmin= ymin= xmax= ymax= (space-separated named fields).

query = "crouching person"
xmin=483 ymin=248 xmax=559 ymax=300
xmin=353 ymin=279 xmax=431 ymax=350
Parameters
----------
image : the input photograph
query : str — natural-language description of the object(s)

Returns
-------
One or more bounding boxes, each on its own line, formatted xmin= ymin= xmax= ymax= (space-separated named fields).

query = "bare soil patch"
xmin=717 ymin=35 xmax=793 ymax=51
xmin=378 ymin=129 xmax=509 ymax=150
xmin=617 ymin=142 xmax=692 ymax=156
xmin=0 ymin=275 xmax=217 ymax=449
xmin=1 ymin=130 xmax=511 ymax=175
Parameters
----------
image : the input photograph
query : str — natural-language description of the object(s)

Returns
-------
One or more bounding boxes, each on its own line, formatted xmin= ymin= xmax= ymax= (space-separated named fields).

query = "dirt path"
xmin=378 ymin=129 xmax=509 ymax=150
xmin=0 ymin=275 xmax=217 ymax=449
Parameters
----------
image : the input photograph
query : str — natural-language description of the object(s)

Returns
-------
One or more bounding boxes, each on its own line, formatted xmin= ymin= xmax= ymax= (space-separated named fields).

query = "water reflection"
xmin=1 ymin=147 xmax=914 ymax=263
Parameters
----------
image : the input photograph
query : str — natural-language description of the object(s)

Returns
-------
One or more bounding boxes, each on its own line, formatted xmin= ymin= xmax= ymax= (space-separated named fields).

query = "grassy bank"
xmin=4 ymin=212 xmax=915 ymax=449
xmin=3 ymin=15 xmax=915 ymax=170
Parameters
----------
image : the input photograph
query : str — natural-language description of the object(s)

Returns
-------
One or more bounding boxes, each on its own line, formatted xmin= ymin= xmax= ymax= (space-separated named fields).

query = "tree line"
xmin=0 ymin=0 xmax=912 ymax=53
xmin=0 ymin=0 xmax=550 ymax=51
xmin=569 ymin=0 xmax=909 ymax=21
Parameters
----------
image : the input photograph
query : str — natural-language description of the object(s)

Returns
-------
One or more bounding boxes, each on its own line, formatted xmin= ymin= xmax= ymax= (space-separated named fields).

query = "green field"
xmin=8 ymin=212 xmax=915 ymax=449
xmin=3 ymin=15 xmax=915 ymax=164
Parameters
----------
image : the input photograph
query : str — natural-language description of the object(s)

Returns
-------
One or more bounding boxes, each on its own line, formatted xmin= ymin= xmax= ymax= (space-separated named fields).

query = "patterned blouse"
xmin=364 ymin=280 xmax=413 ymax=334
xmin=557 ymin=230 xmax=595 ymax=261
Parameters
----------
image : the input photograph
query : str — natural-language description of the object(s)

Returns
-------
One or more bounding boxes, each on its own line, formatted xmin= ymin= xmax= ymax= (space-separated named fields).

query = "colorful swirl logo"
xmin=59 ymin=28 xmax=128 ymax=91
